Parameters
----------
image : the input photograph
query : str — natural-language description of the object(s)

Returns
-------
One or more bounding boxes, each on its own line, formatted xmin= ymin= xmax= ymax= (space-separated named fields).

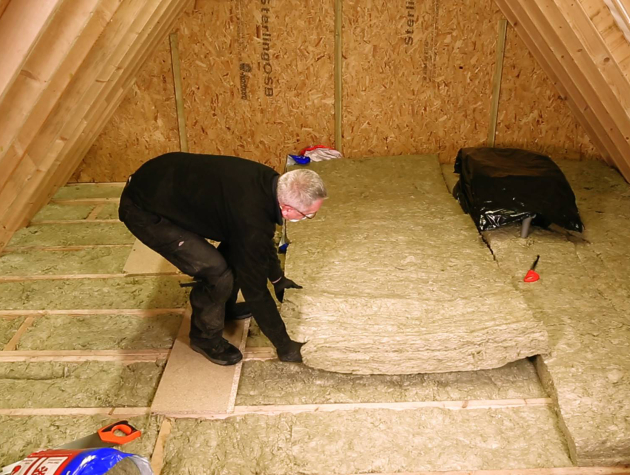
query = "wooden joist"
xmin=1 ymin=244 xmax=132 ymax=253
xmin=359 ymin=468 xmax=630 ymax=475
xmin=50 ymin=198 xmax=120 ymax=205
xmin=184 ymin=398 xmax=555 ymax=421
xmin=0 ymin=308 xmax=185 ymax=317
xmin=0 ymin=272 xmax=180 ymax=282
xmin=0 ymin=349 xmax=171 ymax=363
xmin=0 ymin=407 xmax=151 ymax=417
xmin=28 ymin=219 xmax=120 ymax=225
xmin=150 ymin=419 xmax=173 ymax=475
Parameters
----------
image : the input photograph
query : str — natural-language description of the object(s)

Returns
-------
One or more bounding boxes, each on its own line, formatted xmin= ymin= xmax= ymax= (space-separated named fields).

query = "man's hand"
xmin=273 ymin=275 xmax=303 ymax=302
xmin=277 ymin=340 xmax=305 ymax=363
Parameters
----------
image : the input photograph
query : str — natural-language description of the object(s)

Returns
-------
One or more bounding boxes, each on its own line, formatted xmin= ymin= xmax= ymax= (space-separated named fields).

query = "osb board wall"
xmin=177 ymin=0 xmax=334 ymax=171
xmin=70 ymin=0 xmax=605 ymax=183
xmin=70 ymin=36 xmax=180 ymax=182
xmin=494 ymin=25 xmax=600 ymax=160
xmin=342 ymin=0 xmax=501 ymax=161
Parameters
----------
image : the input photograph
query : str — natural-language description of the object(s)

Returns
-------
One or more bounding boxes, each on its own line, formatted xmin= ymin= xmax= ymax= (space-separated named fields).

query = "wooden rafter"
xmin=494 ymin=0 xmax=630 ymax=182
xmin=0 ymin=0 xmax=191 ymax=251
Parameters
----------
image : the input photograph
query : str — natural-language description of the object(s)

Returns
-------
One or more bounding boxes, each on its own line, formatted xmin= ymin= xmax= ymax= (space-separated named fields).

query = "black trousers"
xmin=119 ymin=189 xmax=238 ymax=345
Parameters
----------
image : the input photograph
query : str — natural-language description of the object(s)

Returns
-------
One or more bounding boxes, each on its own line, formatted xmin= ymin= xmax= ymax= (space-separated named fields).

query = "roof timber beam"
xmin=601 ymin=0 xmax=630 ymax=42
xmin=0 ymin=0 xmax=136 ymax=246
xmin=0 ymin=0 xmax=189 ymax=247
xmin=0 ymin=0 xmax=11 ymax=19
xmin=0 ymin=0 xmax=64 ymax=105
xmin=0 ymin=0 xmax=102 ymax=172
xmin=582 ymin=0 xmax=630 ymax=84
xmin=25 ymin=0 xmax=192 ymax=227
xmin=494 ymin=0 xmax=617 ymax=167
xmin=494 ymin=0 xmax=630 ymax=182
xmin=541 ymin=0 xmax=630 ymax=178
xmin=58 ymin=0 xmax=190 ymax=175
xmin=0 ymin=0 xmax=123 ymax=227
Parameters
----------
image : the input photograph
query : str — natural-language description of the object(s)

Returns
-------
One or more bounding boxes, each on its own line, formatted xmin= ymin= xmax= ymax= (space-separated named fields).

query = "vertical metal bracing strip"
xmin=169 ymin=32 xmax=189 ymax=152
xmin=334 ymin=0 xmax=343 ymax=153
xmin=487 ymin=19 xmax=508 ymax=147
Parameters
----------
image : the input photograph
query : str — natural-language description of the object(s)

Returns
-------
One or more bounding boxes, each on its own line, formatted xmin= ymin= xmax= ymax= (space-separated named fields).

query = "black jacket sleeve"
xmin=267 ymin=238 xmax=283 ymax=282
xmin=231 ymin=232 xmax=291 ymax=349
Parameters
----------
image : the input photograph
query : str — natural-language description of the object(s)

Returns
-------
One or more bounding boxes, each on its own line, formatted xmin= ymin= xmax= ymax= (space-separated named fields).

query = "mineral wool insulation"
xmin=161 ymin=407 xmax=571 ymax=474
xmin=281 ymin=156 xmax=548 ymax=374
xmin=441 ymin=159 xmax=630 ymax=466
xmin=0 ymin=361 xmax=165 ymax=408
xmin=481 ymin=160 xmax=630 ymax=466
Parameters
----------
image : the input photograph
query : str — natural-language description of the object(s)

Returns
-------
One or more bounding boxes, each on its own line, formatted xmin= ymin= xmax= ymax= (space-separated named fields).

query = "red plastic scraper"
xmin=524 ymin=255 xmax=540 ymax=282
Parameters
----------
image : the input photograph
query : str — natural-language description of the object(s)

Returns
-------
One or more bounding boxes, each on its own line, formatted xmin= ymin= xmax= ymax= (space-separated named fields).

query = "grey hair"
xmin=277 ymin=169 xmax=327 ymax=208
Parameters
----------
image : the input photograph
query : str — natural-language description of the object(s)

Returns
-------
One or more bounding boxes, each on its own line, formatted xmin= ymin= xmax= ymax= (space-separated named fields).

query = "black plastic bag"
xmin=452 ymin=147 xmax=583 ymax=232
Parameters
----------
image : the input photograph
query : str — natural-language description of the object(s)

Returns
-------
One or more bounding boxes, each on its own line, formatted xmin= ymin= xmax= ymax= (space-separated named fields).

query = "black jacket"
xmin=125 ymin=152 xmax=290 ymax=348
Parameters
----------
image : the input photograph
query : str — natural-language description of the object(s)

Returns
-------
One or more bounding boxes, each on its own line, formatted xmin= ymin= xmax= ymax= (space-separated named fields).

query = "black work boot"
xmin=226 ymin=302 xmax=252 ymax=320
xmin=190 ymin=337 xmax=242 ymax=366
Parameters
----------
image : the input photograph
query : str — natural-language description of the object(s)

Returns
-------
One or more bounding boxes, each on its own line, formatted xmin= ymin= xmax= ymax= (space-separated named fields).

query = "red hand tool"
xmin=524 ymin=255 xmax=540 ymax=282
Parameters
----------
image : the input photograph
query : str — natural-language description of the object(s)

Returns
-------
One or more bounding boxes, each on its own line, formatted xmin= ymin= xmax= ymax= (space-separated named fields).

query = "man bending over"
xmin=119 ymin=152 xmax=327 ymax=365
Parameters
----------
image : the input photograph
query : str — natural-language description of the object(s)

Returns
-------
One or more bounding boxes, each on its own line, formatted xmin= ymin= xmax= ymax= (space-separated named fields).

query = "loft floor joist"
xmin=2 ymin=164 xmax=629 ymax=472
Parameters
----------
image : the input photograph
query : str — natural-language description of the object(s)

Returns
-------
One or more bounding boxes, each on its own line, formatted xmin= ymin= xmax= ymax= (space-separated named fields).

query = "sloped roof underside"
xmin=0 ymin=0 xmax=629 ymax=250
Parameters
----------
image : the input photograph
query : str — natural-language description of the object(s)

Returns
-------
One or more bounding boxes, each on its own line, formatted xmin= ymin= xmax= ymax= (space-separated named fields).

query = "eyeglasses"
xmin=290 ymin=206 xmax=317 ymax=220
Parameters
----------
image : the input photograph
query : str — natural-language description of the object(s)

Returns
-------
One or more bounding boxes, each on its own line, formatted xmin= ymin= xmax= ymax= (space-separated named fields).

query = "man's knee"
xmin=196 ymin=267 xmax=233 ymax=303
